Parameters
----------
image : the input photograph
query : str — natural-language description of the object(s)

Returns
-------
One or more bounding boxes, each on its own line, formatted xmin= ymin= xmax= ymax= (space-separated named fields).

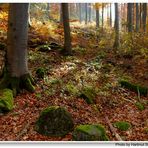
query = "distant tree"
xmin=96 ymin=8 xmax=100 ymax=28
xmin=88 ymin=3 xmax=92 ymax=23
xmin=140 ymin=3 xmax=142 ymax=29
xmin=0 ymin=3 xmax=35 ymax=96
xmin=142 ymin=3 xmax=147 ymax=32
xmin=79 ymin=3 xmax=82 ymax=23
xmin=113 ymin=3 xmax=120 ymax=48
xmin=102 ymin=3 xmax=104 ymax=28
xmin=61 ymin=3 xmax=72 ymax=55
xmin=136 ymin=3 xmax=139 ymax=32
xmin=127 ymin=3 xmax=133 ymax=32
xmin=110 ymin=3 xmax=112 ymax=27
xmin=85 ymin=3 xmax=88 ymax=25
xmin=95 ymin=3 xmax=101 ymax=29
xmin=46 ymin=3 xmax=50 ymax=19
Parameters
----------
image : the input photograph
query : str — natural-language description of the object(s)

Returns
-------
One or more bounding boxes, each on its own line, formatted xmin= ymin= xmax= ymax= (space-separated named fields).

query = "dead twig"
xmin=105 ymin=116 xmax=123 ymax=141
xmin=15 ymin=122 xmax=31 ymax=141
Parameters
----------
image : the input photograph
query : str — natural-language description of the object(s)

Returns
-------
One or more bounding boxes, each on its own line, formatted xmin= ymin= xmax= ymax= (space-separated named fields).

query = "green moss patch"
xmin=0 ymin=89 xmax=14 ymax=112
xmin=80 ymin=86 xmax=96 ymax=104
xmin=113 ymin=121 xmax=131 ymax=131
xmin=35 ymin=106 xmax=74 ymax=137
xmin=72 ymin=124 xmax=109 ymax=141
xmin=135 ymin=102 xmax=145 ymax=111
xmin=36 ymin=67 xmax=46 ymax=79
xmin=119 ymin=80 xmax=148 ymax=96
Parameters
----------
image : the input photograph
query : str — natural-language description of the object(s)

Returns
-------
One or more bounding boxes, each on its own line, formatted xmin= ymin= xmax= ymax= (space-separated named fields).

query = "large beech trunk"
xmin=0 ymin=4 xmax=35 ymax=96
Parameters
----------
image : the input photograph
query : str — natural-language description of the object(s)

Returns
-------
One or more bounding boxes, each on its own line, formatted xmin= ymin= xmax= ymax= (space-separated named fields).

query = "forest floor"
xmin=0 ymin=20 xmax=148 ymax=141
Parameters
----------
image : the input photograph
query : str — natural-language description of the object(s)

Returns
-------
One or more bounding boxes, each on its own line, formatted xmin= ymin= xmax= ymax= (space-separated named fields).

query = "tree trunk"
xmin=113 ymin=3 xmax=120 ymax=49
xmin=96 ymin=9 xmax=100 ymax=28
xmin=142 ymin=3 xmax=147 ymax=32
xmin=102 ymin=4 xmax=104 ymax=28
xmin=127 ymin=3 xmax=133 ymax=32
xmin=28 ymin=3 xmax=31 ymax=27
xmin=79 ymin=3 xmax=82 ymax=23
xmin=85 ymin=3 xmax=88 ymax=25
xmin=0 ymin=3 xmax=35 ymax=96
xmin=140 ymin=3 xmax=142 ymax=29
xmin=136 ymin=3 xmax=139 ymax=32
xmin=47 ymin=3 xmax=50 ymax=19
xmin=110 ymin=3 xmax=112 ymax=27
xmin=88 ymin=3 xmax=91 ymax=23
xmin=61 ymin=3 xmax=72 ymax=55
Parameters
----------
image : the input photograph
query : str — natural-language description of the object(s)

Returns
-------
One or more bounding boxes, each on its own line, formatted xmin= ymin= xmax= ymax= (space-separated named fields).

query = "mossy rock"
xmin=119 ymin=80 xmax=148 ymax=96
xmin=36 ymin=67 xmax=46 ymax=79
xmin=72 ymin=124 xmax=109 ymax=141
xmin=113 ymin=121 xmax=131 ymax=131
xmin=80 ymin=86 xmax=96 ymax=104
xmin=35 ymin=106 xmax=74 ymax=137
xmin=135 ymin=102 xmax=145 ymax=111
xmin=0 ymin=89 xmax=14 ymax=112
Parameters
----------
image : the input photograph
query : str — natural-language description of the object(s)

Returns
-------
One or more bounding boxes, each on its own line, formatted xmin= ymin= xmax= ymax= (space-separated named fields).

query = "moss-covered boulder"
xmin=36 ymin=67 xmax=46 ymax=79
xmin=35 ymin=106 xmax=74 ymax=137
xmin=80 ymin=86 xmax=96 ymax=104
xmin=72 ymin=124 xmax=109 ymax=141
xmin=119 ymin=80 xmax=148 ymax=96
xmin=113 ymin=121 xmax=131 ymax=131
xmin=0 ymin=89 xmax=14 ymax=112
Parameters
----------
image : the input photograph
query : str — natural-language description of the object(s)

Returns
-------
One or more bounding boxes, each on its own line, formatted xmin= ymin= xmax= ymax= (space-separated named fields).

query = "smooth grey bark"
xmin=136 ymin=3 xmax=139 ymax=32
xmin=61 ymin=3 xmax=72 ymax=55
xmin=85 ymin=3 xmax=88 ymax=25
xmin=7 ymin=3 xmax=29 ymax=77
xmin=110 ymin=3 xmax=112 ymax=27
xmin=142 ymin=3 xmax=147 ymax=32
xmin=96 ymin=9 xmax=100 ymax=28
xmin=114 ymin=3 xmax=120 ymax=48
xmin=79 ymin=3 xmax=82 ymax=23
xmin=88 ymin=3 xmax=91 ymax=22
xmin=127 ymin=3 xmax=133 ymax=32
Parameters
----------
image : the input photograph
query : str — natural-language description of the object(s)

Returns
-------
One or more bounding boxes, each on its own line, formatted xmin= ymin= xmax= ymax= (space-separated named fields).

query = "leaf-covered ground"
xmin=0 ymin=21 xmax=148 ymax=141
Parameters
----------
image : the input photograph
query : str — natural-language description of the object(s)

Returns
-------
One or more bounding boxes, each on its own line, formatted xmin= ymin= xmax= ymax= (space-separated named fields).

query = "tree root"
xmin=0 ymin=73 xmax=35 ymax=97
